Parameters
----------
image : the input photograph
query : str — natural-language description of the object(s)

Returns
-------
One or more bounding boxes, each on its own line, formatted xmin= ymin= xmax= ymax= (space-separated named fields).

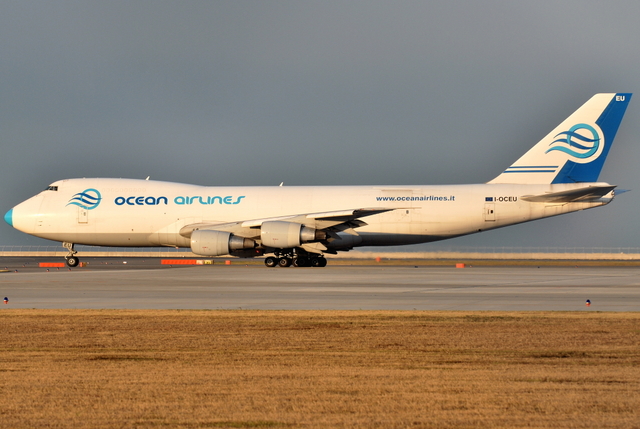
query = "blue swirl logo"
xmin=546 ymin=123 xmax=601 ymax=160
xmin=67 ymin=188 xmax=102 ymax=210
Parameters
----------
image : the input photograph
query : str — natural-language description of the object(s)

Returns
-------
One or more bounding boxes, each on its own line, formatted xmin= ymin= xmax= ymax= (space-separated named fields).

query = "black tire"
xmin=278 ymin=257 xmax=292 ymax=268
xmin=318 ymin=257 xmax=327 ymax=267
xmin=311 ymin=257 xmax=322 ymax=267
xmin=66 ymin=257 xmax=79 ymax=267
xmin=265 ymin=257 xmax=278 ymax=268
xmin=293 ymin=257 xmax=309 ymax=267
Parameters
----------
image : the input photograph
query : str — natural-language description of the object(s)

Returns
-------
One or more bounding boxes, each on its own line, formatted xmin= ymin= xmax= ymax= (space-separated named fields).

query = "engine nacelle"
xmin=260 ymin=221 xmax=326 ymax=249
xmin=190 ymin=230 xmax=256 ymax=256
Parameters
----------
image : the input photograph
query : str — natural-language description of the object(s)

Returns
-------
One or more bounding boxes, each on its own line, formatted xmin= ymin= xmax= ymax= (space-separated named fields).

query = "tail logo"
xmin=67 ymin=188 xmax=102 ymax=210
xmin=546 ymin=123 xmax=603 ymax=163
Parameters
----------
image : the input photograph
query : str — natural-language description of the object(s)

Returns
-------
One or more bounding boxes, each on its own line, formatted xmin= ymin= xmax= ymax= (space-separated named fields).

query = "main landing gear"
xmin=264 ymin=250 xmax=327 ymax=268
xmin=62 ymin=242 xmax=80 ymax=267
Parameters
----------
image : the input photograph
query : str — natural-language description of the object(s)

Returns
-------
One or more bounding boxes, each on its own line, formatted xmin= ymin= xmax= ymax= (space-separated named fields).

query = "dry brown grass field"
xmin=0 ymin=310 xmax=638 ymax=428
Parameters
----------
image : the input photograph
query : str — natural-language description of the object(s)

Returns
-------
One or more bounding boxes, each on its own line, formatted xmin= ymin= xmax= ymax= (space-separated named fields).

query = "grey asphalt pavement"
xmin=1 ymin=257 xmax=638 ymax=310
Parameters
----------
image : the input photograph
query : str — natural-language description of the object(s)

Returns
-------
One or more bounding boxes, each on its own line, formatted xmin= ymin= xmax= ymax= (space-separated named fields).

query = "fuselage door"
xmin=78 ymin=207 xmax=88 ymax=224
xmin=484 ymin=203 xmax=495 ymax=221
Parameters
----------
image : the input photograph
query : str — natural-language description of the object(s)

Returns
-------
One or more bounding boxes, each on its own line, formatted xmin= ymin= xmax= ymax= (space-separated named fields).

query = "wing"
xmin=180 ymin=207 xmax=396 ymax=254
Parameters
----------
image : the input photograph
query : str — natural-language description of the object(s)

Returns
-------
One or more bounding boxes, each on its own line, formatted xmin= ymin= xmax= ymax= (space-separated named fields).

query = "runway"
xmin=1 ymin=257 xmax=639 ymax=310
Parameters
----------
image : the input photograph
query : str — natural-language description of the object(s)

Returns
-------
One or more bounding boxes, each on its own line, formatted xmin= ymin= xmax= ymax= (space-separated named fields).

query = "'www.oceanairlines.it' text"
xmin=376 ymin=195 xmax=455 ymax=202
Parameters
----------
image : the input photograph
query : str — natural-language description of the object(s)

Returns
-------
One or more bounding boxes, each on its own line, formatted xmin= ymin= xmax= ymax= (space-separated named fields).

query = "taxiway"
xmin=1 ymin=257 xmax=638 ymax=310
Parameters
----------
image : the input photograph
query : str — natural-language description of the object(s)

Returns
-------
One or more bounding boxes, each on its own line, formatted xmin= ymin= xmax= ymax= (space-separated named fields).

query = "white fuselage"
xmin=7 ymin=178 xmax=613 ymax=251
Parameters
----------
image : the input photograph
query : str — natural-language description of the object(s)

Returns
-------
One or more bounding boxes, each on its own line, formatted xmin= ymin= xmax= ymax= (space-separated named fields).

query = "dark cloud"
xmin=2 ymin=1 xmax=640 ymax=249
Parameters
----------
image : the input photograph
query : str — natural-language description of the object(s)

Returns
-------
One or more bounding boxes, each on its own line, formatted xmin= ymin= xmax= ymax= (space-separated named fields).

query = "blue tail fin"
xmin=490 ymin=93 xmax=631 ymax=184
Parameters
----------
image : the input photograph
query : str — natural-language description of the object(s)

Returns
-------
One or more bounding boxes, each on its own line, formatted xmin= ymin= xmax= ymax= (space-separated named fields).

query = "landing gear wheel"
xmin=66 ymin=256 xmax=79 ymax=268
xmin=278 ymin=257 xmax=292 ymax=268
xmin=310 ymin=257 xmax=328 ymax=267
xmin=265 ymin=256 xmax=278 ymax=268
xmin=293 ymin=257 xmax=309 ymax=267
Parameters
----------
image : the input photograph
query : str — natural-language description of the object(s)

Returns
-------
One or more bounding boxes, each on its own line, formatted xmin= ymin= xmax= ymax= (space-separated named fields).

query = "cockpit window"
xmin=46 ymin=186 xmax=58 ymax=191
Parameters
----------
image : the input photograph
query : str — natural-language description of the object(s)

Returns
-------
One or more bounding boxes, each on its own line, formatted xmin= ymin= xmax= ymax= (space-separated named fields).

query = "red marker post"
xmin=3 ymin=297 xmax=8 ymax=304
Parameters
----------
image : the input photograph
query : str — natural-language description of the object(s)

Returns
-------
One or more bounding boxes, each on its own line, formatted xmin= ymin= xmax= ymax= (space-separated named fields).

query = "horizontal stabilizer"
xmin=521 ymin=185 xmax=616 ymax=203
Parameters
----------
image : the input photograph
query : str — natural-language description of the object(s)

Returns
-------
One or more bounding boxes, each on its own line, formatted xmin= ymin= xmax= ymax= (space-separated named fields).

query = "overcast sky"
xmin=2 ymin=1 xmax=640 ymax=250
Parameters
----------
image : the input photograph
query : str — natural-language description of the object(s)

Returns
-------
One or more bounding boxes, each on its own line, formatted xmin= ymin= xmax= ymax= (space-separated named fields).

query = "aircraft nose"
xmin=4 ymin=208 xmax=13 ymax=227
xmin=5 ymin=195 xmax=44 ymax=234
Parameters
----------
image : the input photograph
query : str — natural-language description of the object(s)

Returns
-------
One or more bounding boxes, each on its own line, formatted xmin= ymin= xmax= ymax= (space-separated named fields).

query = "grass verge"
xmin=1 ymin=310 xmax=638 ymax=428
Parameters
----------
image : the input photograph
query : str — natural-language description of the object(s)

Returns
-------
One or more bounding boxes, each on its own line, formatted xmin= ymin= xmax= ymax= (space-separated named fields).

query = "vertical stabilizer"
xmin=489 ymin=93 xmax=631 ymax=184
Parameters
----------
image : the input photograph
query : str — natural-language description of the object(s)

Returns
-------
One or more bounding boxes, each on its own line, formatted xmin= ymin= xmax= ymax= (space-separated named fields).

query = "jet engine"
xmin=260 ymin=221 xmax=326 ymax=248
xmin=190 ymin=230 xmax=256 ymax=256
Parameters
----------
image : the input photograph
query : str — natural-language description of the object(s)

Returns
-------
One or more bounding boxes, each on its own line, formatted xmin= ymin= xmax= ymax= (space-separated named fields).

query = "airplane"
xmin=4 ymin=93 xmax=632 ymax=268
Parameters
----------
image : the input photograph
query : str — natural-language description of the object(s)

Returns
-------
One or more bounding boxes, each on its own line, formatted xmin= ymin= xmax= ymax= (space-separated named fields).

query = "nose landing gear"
xmin=62 ymin=242 xmax=80 ymax=267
